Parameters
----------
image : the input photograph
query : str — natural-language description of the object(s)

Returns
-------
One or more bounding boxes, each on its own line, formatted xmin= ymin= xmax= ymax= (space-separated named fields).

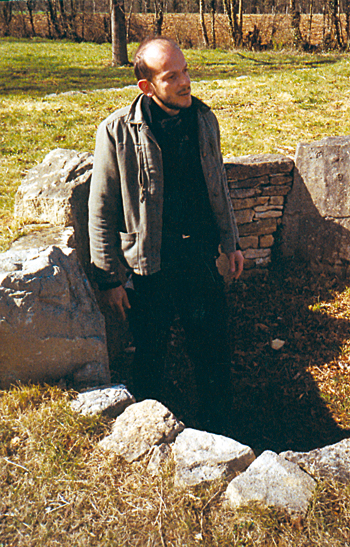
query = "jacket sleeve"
xmin=88 ymin=120 xmax=125 ymax=289
xmin=205 ymin=111 xmax=241 ymax=255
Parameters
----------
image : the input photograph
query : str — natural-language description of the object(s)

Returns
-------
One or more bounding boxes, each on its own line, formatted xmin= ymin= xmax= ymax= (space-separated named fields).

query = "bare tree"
xmin=111 ymin=0 xmax=129 ymax=65
xmin=199 ymin=0 xmax=210 ymax=46
xmin=223 ymin=0 xmax=241 ymax=46
xmin=290 ymin=0 xmax=304 ymax=47
xmin=210 ymin=0 xmax=216 ymax=48
xmin=345 ymin=0 xmax=350 ymax=46
xmin=1 ymin=1 xmax=12 ymax=36
xmin=26 ymin=0 xmax=36 ymax=36
xmin=329 ymin=0 xmax=343 ymax=47
xmin=154 ymin=0 xmax=164 ymax=35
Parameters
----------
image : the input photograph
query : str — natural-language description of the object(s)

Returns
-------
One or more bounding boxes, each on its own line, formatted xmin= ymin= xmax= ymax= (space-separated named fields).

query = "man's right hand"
xmin=104 ymin=285 xmax=131 ymax=321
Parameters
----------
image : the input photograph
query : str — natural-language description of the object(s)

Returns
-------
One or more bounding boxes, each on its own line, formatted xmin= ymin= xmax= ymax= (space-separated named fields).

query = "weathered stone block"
xmin=71 ymin=384 xmax=135 ymax=417
xmin=232 ymin=197 xmax=269 ymax=210
xmin=260 ymin=234 xmax=274 ymax=248
xmin=239 ymin=236 xmax=259 ymax=250
xmin=280 ymin=438 xmax=350 ymax=484
xmin=99 ymin=400 xmax=185 ymax=462
xmin=15 ymin=148 xmax=93 ymax=273
xmin=269 ymin=174 xmax=293 ymax=185
xmin=281 ymin=136 xmax=350 ymax=274
xmin=173 ymin=428 xmax=255 ymax=487
xmin=269 ymin=196 xmax=285 ymax=205
xmin=225 ymin=450 xmax=316 ymax=515
xmin=225 ymin=154 xmax=294 ymax=181
xmin=239 ymin=218 xmax=277 ymax=237
xmin=243 ymin=248 xmax=271 ymax=260
xmin=255 ymin=210 xmax=283 ymax=219
xmin=0 ymin=239 xmax=110 ymax=389
xmin=261 ymin=185 xmax=292 ymax=196
xmin=234 ymin=209 xmax=255 ymax=225
xmin=230 ymin=188 xmax=262 ymax=199
xmin=229 ymin=176 xmax=269 ymax=190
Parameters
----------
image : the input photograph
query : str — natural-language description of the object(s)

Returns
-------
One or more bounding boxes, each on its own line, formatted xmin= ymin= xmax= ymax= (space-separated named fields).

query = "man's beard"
xmin=153 ymin=91 xmax=192 ymax=112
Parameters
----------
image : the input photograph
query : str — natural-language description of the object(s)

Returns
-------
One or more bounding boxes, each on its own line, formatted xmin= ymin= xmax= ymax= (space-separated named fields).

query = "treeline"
xmin=1 ymin=0 xmax=350 ymax=49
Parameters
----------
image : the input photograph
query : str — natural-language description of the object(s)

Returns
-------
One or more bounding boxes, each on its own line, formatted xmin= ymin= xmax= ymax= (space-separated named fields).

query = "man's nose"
xmin=179 ymin=71 xmax=190 ymax=86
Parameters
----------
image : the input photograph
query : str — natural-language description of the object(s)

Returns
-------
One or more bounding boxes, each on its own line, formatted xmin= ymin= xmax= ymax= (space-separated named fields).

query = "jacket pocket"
xmin=118 ymin=231 xmax=139 ymax=269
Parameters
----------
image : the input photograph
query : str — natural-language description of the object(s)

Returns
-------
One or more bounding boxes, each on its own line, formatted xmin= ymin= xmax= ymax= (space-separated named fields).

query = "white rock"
xmin=172 ymin=428 xmax=255 ymax=487
xmin=0 ymin=243 xmax=110 ymax=389
xmin=71 ymin=384 xmax=135 ymax=417
xmin=225 ymin=450 xmax=316 ymax=515
xmin=99 ymin=400 xmax=185 ymax=463
xmin=280 ymin=438 xmax=350 ymax=484
xmin=147 ymin=443 xmax=172 ymax=475
xmin=271 ymin=339 xmax=285 ymax=350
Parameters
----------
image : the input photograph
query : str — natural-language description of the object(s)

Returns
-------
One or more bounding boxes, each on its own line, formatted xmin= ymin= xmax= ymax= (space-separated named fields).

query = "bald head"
xmin=134 ymin=37 xmax=181 ymax=82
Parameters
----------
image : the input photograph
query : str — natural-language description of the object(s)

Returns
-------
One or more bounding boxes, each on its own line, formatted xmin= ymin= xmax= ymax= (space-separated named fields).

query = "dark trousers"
xmin=126 ymin=243 xmax=231 ymax=407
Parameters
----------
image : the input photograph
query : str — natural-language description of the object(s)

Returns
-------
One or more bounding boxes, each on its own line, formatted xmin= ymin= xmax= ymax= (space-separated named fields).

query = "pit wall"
xmin=224 ymin=154 xmax=294 ymax=274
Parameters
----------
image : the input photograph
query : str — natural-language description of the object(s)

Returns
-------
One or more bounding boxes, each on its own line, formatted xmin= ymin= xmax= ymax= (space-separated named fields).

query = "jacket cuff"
xmin=98 ymin=281 xmax=122 ymax=291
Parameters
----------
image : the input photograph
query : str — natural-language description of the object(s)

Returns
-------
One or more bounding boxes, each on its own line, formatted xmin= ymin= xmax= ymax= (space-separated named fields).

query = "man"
xmin=89 ymin=37 xmax=244 ymax=419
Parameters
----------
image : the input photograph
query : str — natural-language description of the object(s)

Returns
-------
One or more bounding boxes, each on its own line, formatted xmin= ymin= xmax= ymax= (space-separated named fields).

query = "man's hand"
xmin=104 ymin=285 xmax=131 ymax=321
xmin=227 ymin=250 xmax=244 ymax=280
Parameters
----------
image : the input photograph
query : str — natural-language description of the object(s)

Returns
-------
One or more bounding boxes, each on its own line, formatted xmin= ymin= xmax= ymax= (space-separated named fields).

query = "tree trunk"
xmin=199 ymin=0 xmax=210 ymax=47
xmin=345 ymin=0 xmax=350 ymax=46
xmin=307 ymin=0 xmax=313 ymax=45
xmin=154 ymin=0 xmax=163 ymax=36
xmin=26 ymin=0 xmax=36 ymax=36
xmin=329 ymin=0 xmax=343 ymax=47
xmin=2 ymin=2 xmax=12 ymax=36
xmin=238 ymin=0 xmax=243 ymax=45
xmin=126 ymin=0 xmax=135 ymax=41
xmin=210 ymin=0 xmax=216 ymax=48
xmin=223 ymin=0 xmax=238 ymax=46
xmin=290 ymin=0 xmax=303 ymax=48
xmin=111 ymin=0 xmax=129 ymax=66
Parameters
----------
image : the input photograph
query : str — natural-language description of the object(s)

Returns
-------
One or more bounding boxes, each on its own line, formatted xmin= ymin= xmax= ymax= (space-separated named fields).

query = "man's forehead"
xmin=144 ymin=42 xmax=185 ymax=73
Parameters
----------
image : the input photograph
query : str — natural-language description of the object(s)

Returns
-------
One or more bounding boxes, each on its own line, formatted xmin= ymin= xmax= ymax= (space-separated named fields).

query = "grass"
xmin=2 ymin=38 xmax=350 ymax=546
xmin=2 ymin=38 xmax=350 ymax=249
xmin=1 ymin=382 xmax=350 ymax=546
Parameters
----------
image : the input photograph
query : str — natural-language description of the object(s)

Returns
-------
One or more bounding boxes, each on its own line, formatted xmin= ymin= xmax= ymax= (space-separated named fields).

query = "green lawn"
xmin=1 ymin=38 xmax=350 ymax=249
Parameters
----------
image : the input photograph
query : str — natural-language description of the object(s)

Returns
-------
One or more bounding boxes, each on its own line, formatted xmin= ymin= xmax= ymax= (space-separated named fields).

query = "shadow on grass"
xmin=0 ymin=63 xmax=136 ymax=96
xmin=110 ymin=260 xmax=350 ymax=455
xmin=235 ymin=52 xmax=342 ymax=68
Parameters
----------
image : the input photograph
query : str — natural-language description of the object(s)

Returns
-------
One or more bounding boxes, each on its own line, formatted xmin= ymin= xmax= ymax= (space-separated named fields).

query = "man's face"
xmin=141 ymin=43 xmax=192 ymax=115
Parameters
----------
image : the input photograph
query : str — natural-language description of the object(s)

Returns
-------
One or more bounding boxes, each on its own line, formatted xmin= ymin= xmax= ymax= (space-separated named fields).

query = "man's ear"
xmin=138 ymin=79 xmax=154 ymax=97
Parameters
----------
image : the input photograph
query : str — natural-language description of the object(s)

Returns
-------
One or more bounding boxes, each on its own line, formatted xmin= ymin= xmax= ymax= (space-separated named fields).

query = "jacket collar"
xmin=125 ymin=93 xmax=210 ymax=125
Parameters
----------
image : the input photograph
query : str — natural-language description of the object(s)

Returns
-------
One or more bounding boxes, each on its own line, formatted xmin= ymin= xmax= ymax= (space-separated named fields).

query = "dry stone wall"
xmin=224 ymin=154 xmax=294 ymax=274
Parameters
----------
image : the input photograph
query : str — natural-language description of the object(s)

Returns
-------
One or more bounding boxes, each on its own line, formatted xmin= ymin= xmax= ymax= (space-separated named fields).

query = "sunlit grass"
xmin=2 ymin=40 xmax=350 ymax=249
xmin=1 ymin=385 xmax=350 ymax=546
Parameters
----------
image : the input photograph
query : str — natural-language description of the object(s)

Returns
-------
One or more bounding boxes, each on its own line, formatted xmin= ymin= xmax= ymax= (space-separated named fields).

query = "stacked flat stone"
xmin=225 ymin=154 xmax=294 ymax=272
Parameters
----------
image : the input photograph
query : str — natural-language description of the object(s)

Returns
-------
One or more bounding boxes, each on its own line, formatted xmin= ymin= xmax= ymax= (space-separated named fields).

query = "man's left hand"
xmin=227 ymin=250 xmax=244 ymax=280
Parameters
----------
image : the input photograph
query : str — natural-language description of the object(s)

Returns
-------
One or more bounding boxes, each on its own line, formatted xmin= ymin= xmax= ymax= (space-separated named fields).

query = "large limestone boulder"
xmin=281 ymin=438 xmax=350 ymax=484
xmin=282 ymin=136 xmax=350 ymax=276
xmin=0 ymin=232 xmax=110 ymax=389
xmin=172 ymin=428 xmax=255 ymax=487
xmin=99 ymin=400 xmax=185 ymax=462
xmin=15 ymin=148 xmax=93 ymax=273
xmin=225 ymin=450 xmax=316 ymax=515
